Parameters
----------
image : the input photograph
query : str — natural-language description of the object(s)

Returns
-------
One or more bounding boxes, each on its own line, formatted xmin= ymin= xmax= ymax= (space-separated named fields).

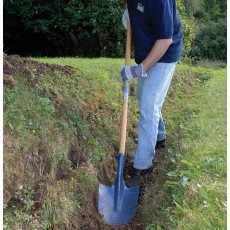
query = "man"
xmin=120 ymin=0 xmax=183 ymax=187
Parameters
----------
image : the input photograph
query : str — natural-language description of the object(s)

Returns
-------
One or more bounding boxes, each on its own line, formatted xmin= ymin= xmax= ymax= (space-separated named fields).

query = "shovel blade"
xmin=98 ymin=182 xmax=139 ymax=225
xmin=98 ymin=154 xmax=140 ymax=225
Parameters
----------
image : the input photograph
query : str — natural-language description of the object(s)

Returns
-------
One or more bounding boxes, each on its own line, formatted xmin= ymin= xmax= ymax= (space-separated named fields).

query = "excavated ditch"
xmin=3 ymin=54 xmax=167 ymax=229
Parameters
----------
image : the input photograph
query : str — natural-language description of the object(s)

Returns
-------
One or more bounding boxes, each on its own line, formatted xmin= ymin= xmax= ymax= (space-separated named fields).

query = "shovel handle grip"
xmin=119 ymin=21 xmax=131 ymax=155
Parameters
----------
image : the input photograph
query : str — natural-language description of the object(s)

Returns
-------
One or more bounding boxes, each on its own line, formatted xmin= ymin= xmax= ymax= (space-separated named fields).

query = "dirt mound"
xmin=3 ymin=53 xmax=75 ymax=87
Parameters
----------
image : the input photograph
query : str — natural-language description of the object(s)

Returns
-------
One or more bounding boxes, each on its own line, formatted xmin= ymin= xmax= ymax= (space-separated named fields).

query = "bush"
xmin=177 ymin=0 xmax=196 ymax=58
xmin=4 ymin=0 xmax=226 ymax=61
xmin=3 ymin=0 xmax=125 ymax=57
xmin=189 ymin=19 xmax=227 ymax=61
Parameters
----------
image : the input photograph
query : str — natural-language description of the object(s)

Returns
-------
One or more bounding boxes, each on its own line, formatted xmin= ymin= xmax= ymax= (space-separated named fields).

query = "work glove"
xmin=122 ymin=7 xmax=129 ymax=30
xmin=120 ymin=63 xmax=147 ymax=82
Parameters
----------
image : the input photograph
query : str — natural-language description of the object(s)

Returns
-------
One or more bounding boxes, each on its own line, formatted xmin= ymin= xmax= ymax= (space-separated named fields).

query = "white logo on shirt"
xmin=137 ymin=3 xmax=144 ymax=13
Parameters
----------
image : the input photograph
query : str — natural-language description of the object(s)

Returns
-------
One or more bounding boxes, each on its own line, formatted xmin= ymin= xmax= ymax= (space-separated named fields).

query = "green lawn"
xmin=169 ymin=66 xmax=227 ymax=229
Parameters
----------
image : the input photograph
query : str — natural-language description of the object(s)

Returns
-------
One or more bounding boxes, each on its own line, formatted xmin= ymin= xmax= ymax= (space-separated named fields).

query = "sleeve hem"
xmin=154 ymin=34 xmax=173 ymax=39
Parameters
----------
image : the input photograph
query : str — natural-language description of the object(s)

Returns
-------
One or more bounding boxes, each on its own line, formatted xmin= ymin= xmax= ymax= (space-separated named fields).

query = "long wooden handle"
xmin=125 ymin=21 xmax=131 ymax=66
xmin=119 ymin=21 xmax=131 ymax=155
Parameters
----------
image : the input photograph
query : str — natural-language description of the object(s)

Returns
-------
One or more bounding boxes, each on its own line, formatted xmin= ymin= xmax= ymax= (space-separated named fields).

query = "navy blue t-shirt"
xmin=127 ymin=0 xmax=183 ymax=64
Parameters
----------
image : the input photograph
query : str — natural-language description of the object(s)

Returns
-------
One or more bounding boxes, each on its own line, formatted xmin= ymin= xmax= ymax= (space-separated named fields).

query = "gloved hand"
xmin=122 ymin=7 xmax=129 ymax=30
xmin=120 ymin=63 xmax=147 ymax=82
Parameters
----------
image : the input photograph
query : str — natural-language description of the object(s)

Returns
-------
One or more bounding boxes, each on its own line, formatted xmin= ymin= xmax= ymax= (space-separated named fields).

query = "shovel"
xmin=98 ymin=21 xmax=140 ymax=225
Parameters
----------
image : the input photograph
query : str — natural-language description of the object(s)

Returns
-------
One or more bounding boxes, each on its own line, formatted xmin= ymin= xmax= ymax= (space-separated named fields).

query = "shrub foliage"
xmin=3 ymin=0 xmax=226 ymax=61
xmin=4 ymin=0 xmax=125 ymax=57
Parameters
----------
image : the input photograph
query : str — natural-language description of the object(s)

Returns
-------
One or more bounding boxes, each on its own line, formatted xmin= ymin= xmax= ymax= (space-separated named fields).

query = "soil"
xmin=80 ymin=148 xmax=167 ymax=230
xmin=3 ymin=54 xmax=168 ymax=229
xmin=3 ymin=53 xmax=76 ymax=87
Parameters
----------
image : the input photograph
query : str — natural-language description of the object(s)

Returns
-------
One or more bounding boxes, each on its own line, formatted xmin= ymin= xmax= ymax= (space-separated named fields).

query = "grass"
xmin=141 ymin=65 xmax=227 ymax=229
xmin=169 ymin=66 xmax=227 ymax=229
xmin=30 ymin=57 xmax=140 ymax=156
xmin=3 ymin=57 xmax=227 ymax=229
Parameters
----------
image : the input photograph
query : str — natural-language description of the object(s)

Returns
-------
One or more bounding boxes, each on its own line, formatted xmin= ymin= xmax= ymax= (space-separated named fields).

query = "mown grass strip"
xmin=162 ymin=66 xmax=227 ymax=229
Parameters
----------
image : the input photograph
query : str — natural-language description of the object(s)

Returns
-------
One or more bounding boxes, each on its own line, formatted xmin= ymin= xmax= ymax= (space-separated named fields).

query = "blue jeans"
xmin=134 ymin=62 xmax=176 ymax=169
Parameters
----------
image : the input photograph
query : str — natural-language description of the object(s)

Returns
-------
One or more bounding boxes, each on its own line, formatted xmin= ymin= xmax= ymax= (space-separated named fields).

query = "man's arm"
xmin=142 ymin=38 xmax=172 ymax=72
xmin=120 ymin=38 xmax=172 ymax=82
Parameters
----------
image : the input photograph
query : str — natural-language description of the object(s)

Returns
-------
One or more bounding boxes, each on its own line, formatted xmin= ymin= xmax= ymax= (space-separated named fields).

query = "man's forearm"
xmin=142 ymin=38 xmax=172 ymax=72
xmin=120 ymin=38 xmax=173 ymax=82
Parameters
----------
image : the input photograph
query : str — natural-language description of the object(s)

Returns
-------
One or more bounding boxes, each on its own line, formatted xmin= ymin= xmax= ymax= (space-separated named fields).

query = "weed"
xmin=4 ymin=186 xmax=39 ymax=229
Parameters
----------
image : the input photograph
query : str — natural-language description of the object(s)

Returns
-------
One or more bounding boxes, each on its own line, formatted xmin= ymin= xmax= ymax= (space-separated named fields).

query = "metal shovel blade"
xmin=98 ymin=154 xmax=140 ymax=225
